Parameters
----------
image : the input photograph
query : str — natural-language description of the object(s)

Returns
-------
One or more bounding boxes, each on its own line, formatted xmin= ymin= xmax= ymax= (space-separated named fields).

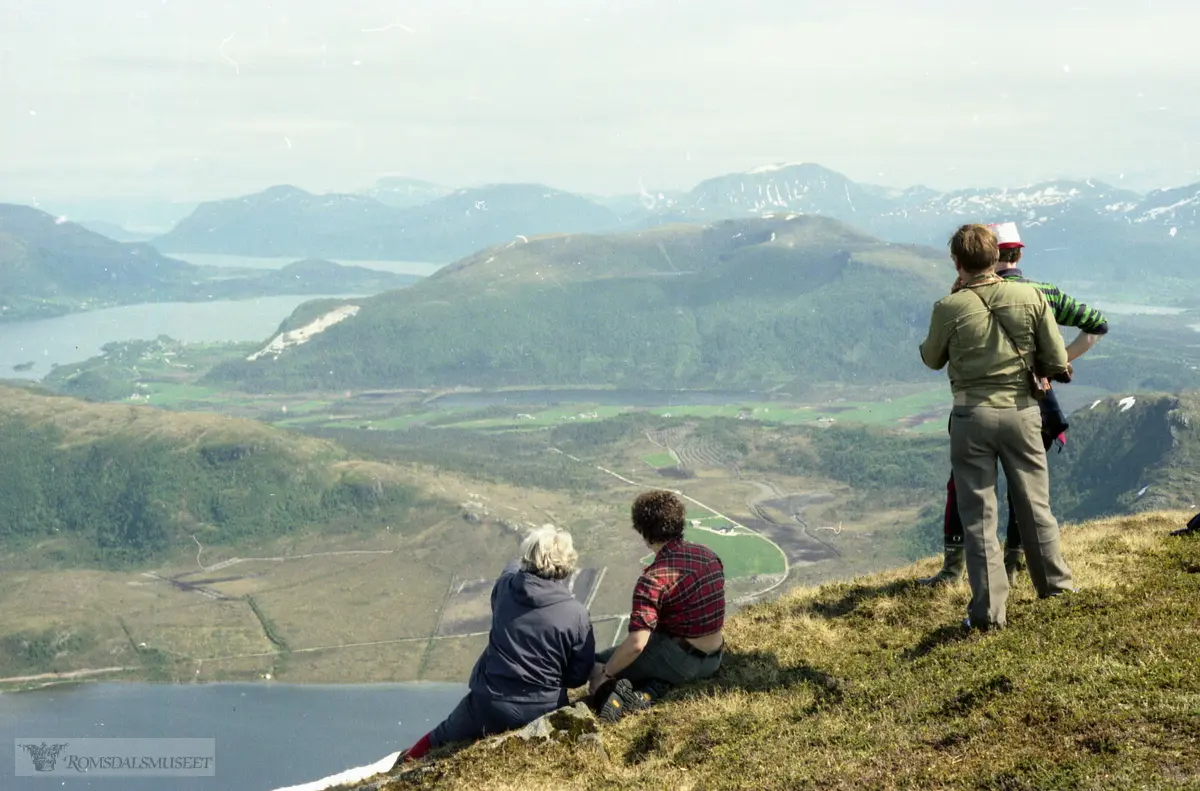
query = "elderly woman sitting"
xmin=396 ymin=525 xmax=595 ymax=762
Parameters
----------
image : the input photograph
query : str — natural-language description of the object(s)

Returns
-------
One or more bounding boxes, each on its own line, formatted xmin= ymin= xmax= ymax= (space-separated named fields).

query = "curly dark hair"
xmin=631 ymin=490 xmax=686 ymax=544
xmin=998 ymin=247 xmax=1023 ymax=265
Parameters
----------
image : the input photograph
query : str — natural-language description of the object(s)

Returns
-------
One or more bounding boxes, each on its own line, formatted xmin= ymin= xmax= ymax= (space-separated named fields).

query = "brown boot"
xmin=919 ymin=544 xmax=964 ymax=587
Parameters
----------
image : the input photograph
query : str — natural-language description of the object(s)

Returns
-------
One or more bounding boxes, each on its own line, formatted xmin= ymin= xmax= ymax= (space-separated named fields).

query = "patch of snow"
xmin=271 ymin=752 xmax=399 ymax=791
xmin=1170 ymin=227 xmax=1178 ymax=237
xmin=1090 ymin=400 xmax=1102 ymax=409
xmin=769 ymin=232 xmax=776 ymax=242
xmin=515 ymin=234 xmax=528 ymax=243
xmin=746 ymin=162 xmax=801 ymax=174
xmin=1118 ymin=396 xmax=1136 ymax=412
xmin=1136 ymin=486 xmax=1150 ymax=498
xmin=247 ymin=305 xmax=360 ymax=361
xmin=1139 ymin=193 xmax=1200 ymax=222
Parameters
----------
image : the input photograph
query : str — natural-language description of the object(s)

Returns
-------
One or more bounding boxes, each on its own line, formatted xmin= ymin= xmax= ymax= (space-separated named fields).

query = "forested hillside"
xmin=0 ymin=385 xmax=441 ymax=567
xmin=208 ymin=215 xmax=949 ymax=392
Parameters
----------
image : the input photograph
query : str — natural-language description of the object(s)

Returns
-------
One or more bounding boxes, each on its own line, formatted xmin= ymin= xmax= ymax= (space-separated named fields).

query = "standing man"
xmin=588 ymin=490 xmax=725 ymax=722
xmin=921 ymin=221 xmax=1109 ymax=587
xmin=919 ymin=224 xmax=1075 ymax=630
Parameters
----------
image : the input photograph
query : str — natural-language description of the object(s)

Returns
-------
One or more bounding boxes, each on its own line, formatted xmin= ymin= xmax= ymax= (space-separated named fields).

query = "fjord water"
xmin=171 ymin=253 xmax=444 ymax=278
xmin=0 ymin=295 xmax=358 ymax=379
xmin=0 ymin=682 xmax=466 ymax=791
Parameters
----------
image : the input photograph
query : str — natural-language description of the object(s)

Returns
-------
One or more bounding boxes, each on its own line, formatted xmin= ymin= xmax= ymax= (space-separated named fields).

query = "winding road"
xmin=549 ymin=447 xmax=792 ymax=602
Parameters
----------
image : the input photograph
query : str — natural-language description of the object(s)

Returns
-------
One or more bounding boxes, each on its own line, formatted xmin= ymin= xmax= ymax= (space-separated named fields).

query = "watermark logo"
xmin=15 ymin=738 xmax=216 ymax=777
xmin=19 ymin=742 xmax=67 ymax=772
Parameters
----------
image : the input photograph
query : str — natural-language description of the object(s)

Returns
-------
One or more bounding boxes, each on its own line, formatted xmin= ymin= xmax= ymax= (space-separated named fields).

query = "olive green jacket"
xmin=919 ymin=279 xmax=1069 ymax=408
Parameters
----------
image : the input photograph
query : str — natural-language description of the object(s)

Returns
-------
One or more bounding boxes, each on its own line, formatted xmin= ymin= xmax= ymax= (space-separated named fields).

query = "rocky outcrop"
xmin=312 ymin=703 xmax=603 ymax=791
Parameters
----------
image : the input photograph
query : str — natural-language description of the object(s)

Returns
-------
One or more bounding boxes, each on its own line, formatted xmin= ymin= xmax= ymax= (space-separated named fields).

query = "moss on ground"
xmin=363 ymin=511 xmax=1200 ymax=791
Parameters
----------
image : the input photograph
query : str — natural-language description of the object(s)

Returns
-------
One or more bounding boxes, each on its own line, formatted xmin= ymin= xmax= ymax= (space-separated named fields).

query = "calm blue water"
xmin=171 ymin=253 xmax=443 ymax=278
xmin=0 ymin=296 xmax=359 ymax=380
xmin=0 ymin=682 xmax=466 ymax=791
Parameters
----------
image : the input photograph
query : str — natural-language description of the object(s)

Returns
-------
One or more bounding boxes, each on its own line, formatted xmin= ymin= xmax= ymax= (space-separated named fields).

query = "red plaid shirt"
xmin=629 ymin=539 xmax=725 ymax=638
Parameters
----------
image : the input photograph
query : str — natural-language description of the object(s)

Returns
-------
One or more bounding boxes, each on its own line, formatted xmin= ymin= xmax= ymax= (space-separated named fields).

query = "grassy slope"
xmin=370 ymin=512 xmax=1200 ymax=791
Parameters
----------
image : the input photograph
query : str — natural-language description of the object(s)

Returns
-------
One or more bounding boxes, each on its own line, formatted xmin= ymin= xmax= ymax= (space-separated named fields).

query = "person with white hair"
xmin=395 ymin=525 xmax=595 ymax=763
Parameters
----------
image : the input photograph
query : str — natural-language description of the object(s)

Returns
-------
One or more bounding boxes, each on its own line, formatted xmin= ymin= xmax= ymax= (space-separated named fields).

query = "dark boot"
xmin=599 ymin=679 xmax=651 ymax=724
xmin=920 ymin=544 xmax=965 ymax=587
xmin=1004 ymin=546 xmax=1026 ymax=587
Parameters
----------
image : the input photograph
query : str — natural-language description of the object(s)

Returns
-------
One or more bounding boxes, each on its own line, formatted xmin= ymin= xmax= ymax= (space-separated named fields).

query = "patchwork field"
xmin=5 ymin=342 xmax=959 ymax=687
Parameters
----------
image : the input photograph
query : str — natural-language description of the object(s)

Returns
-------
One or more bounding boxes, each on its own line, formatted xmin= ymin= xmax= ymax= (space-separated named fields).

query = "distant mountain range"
xmin=153 ymin=183 xmax=622 ymax=262
xmin=146 ymin=164 xmax=1200 ymax=280
xmin=0 ymin=204 xmax=418 ymax=322
xmin=38 ymin=196 xmax=198 ymax=236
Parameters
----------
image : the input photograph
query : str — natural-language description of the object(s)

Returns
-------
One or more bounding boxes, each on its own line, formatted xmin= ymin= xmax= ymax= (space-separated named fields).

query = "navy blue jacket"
xmin=467 ymin=563 xmax=596 ymax=706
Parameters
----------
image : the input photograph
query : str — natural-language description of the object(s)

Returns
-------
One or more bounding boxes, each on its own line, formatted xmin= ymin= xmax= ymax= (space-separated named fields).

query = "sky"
xmin=2 ymin=0 xmax=1200 ymax=203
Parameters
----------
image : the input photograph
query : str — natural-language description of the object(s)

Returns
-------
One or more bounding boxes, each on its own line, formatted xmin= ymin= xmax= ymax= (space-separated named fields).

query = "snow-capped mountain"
xmin=1130 ymin=184 xmax=1200 ymax=229
xmin=679 ymin=163 xmax=901 ymax=219
xmin=622 ymin=164 xmax=1200 ymax=276
xmin=146 ymin=163 xmax=1200 ymax=275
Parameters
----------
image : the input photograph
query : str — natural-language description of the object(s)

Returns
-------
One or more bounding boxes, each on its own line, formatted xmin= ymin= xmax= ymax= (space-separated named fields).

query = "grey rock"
xmin=490 ymin=702 xmax=598 ymax=747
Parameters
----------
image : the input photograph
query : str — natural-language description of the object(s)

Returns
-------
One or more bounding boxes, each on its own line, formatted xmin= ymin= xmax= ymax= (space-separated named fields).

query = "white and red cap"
xmin=987 ymin=221 xmax=1024 ymax=249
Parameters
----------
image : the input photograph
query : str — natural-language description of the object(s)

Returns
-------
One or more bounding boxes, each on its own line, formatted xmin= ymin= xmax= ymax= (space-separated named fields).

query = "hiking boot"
xmin=588 ymin=678 xmax=617 ymax=713
xmin=599 ymin=679 xmax=651 ymax=724
xmin=1004 ymin=547 xmax=1026 ymax=587
xmin=963 ymin=616 xmax=1004 ymax=632
xmin=920 ymin=544 xmax=964 ymax=587
xmin=637 ymin=679 xmax=671 ymax=703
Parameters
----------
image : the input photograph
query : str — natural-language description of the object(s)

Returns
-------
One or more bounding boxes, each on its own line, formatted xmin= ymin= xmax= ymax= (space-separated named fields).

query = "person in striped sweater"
xmin=921 ymin=221 xmax=1110 ymax=587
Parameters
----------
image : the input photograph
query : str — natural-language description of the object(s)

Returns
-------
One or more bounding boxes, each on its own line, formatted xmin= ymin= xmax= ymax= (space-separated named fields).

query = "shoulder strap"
xmin=969 ymin=288 xmax=1032 ymax=373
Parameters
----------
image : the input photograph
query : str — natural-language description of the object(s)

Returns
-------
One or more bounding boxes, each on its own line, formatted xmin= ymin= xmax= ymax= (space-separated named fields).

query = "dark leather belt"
xmin=670 ymin=634 xmax=724 ymax=659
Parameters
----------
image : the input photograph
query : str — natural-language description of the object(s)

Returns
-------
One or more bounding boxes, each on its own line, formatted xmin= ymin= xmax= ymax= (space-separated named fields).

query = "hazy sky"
xmin=3 ymin=0 xmax=1200 ymax=202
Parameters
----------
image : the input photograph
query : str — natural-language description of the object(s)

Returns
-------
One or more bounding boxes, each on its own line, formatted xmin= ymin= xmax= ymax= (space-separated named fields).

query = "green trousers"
xmin=596 ymin=632 xmax=722 ymax=687
xmin=950 ymin=405 xmax=1074 ymax=627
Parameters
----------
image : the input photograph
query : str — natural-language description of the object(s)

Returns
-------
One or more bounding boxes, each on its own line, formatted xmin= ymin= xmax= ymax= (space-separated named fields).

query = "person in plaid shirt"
xmin=588 ymin=490 xmax=726 ymax=723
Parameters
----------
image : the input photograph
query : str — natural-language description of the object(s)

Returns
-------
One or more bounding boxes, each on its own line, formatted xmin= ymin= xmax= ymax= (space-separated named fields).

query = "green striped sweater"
xmin=1002 ymin=269 xmax=1109 ymax=334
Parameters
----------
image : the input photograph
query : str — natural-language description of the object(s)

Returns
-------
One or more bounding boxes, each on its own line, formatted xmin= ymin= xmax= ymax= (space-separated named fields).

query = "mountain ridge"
xmin=205 ymin=214 xmax=948 ymax=393
xmin=149 ymin=164 xmax=1200 ymax=277
xmin=153 ymin=184 xmax=620 ymax=262
xmin=0 ymin=204 xmax=419 ymax=322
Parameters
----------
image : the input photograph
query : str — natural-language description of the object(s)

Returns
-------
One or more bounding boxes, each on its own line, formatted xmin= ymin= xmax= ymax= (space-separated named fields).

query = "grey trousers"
xmin=950 ymin=405 xmax=1074 ymax=627
xmin=596 ymin=632 xmax=722 ymax=687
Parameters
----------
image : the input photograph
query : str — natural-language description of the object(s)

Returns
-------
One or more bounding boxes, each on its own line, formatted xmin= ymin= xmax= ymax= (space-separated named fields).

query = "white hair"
xmin=519 ymin=524 xmax=578 ymax=581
